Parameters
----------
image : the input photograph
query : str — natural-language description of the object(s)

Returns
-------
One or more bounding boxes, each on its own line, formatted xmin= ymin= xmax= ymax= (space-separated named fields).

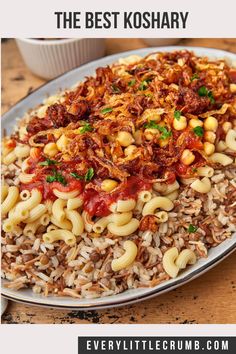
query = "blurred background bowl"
xmin=142 ymin=38 xmax=181 ymax=46
xmin=16 ymin=38 xmax=105 ymax=80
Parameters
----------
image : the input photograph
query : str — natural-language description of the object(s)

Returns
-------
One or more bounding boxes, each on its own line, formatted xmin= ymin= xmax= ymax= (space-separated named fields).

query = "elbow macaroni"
xmin=65 ymin=209 xmax=84 ymax=236
xmin=208 ymin=153 xmax=233 ymax=166
xmin=163 ymin=247 xmax=179 ymax=278
xmin=1 ymin=186 xmax=19 ymax=215
xmin=53 ymin=189 xmax=80 ymax=200
xmin=190 ymin=177 xmax=211 ymax=194
xmin=107 ymin=218 xmax=140 ymax=237
xmin=43 ymin=229 xmax=76 ymax=246
xmin=111 ymin=240 xmax=138 ymax=271
xmin=225 ymin=129 xmax=236 ymax=151
xmin=142 ymin=196 xmax=174 ymax=216
xmin=163 ymin=247 xmax=197 ymax=278
xmin=52 ymin=198 xmax=67 ymax=222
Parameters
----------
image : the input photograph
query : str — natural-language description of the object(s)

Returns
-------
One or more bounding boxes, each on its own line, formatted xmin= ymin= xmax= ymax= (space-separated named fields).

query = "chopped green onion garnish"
xmin=193 ymin=126 xmax=204 ymax=137
xmin=198 ymin=86 xmax=215 ymax=103
xmin=139 ymin=80 xmax=149 ymax=91
xmin=79 ymin=123 xmax=93 ymax=134
xmin=144 ymin=121 xmax=172 ymax=140
xmin=70 ymin=168 xmax=94 ymax=182
xmin=174 ymin=110 xmax=181 ymax=120
xmin=46 ymin=171 xmax=67 ymax=185
xmin=84 ymin=167 xmax=94 ymax=181
xmin=101 ymin=107 xmax=113 ymax=114
xmin=190 ymin=73 xmax=199 ymax=82
xmin=128 ymin=79 xmax=136 ymax=87
xmin=39 ymin=158 xmax=58 ymax=166
xmin=188 ymin=224 xmax=198 ymax=233
xmin=111 ymin=84 xmax=121 ymax=94
xmin=70 ymin=172 xmax=84 ymax=180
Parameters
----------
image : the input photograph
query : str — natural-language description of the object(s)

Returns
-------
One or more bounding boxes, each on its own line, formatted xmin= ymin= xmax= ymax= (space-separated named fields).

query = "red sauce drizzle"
xmin=83 ymin=176 xmax=152 ymax=217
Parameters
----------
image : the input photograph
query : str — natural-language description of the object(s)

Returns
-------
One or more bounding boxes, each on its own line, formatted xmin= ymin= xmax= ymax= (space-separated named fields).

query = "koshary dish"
xmin=1 ymin=50 xmax=236 ymax=300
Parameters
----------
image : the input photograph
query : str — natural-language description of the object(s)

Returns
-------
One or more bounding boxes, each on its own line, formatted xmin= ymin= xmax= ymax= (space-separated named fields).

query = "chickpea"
xmin=203 ymin=142 xmax=215 ymax=156
xmin=181 ymin=149 xmax=195 ymax=165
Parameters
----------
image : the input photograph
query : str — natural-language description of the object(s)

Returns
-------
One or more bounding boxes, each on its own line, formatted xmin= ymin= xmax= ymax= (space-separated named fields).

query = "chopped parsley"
xmin=144 ymin=120 xmax=159 ymax=129
xmin=39 ymin=158 xmax=58 ymax=166
xmin=145 ymin=93 xmax=153 ymax=98
xmin=144 ymin=121 xmax=172 ymax=140
xmin=174 ymin=110 xmax=181 ymax=121
xmin=85 ymin=167 xmax=94 ymax=181
xmin=198 ymin=86 xmax=208 ymax=96
xmin=101 ymin=107 xmax=113 ymax=114
xmin=198 ymin=86 xmax=215 ymax=103
xmin=70 ymin=172 xmax=84 ymax=180
xmin=139 ymin=80 xmax=149 ymax=91
xmin=158 ymin=126 xmax=172 ymax=140
xmin=46 ymin=171 xmax=67 ymax=186
xmin=188 ymin=224 xmax=198 ymax=233
xmin=190 ymin=73 xmax=199 ymax=82
xmin=79 ymin=123 xmax=93 ymax=134
xmin=128 ymin=79 xmax=136 ymax=87
xmin=193 ymin=126 xmax=204 ymax=137
xmin=70 ymin=168 xmax=94 ymax=182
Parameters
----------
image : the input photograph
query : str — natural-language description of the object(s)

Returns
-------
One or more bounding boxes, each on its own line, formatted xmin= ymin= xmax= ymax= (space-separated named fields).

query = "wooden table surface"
xmin=1 ymin=38 xmax=236 ymax=324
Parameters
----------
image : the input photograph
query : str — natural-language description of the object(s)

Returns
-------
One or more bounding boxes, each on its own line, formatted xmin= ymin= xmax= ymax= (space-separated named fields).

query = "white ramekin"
xmin=142 ymin=38 xmax=181 ymax=46
xmin=16 ymin=38 xmax=105 ymax=80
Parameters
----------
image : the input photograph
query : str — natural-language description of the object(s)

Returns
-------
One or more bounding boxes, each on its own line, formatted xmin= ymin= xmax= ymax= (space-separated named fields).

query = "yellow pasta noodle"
xmin=155 ymin=211 xmax=168 ymax=223
xmin=142 ymin=196 xmax=174 ymax=216
xmin=1 ymin=186 xmax=19 ymax=215
xmin=14 ymin=144 xmax=30 ymax=159
xmin=15 ymin=189 xmax=42 ymax=212
xmin=20 ymin=189 xmax=31 ymax=201
xmin=175 ymin=249 xmax=197 ymax=269
xmin=93 ymin=212 xmax=133 ymax=233
xmin=25 ymin=204 xmax=47 ymax=223
xmin=2 ymin=150 xmax=17 ymax=165
xmin=208 ymin=153 xmax=233 ymax=166
xmin=107 ymin=218 xmax=139 ymax=237
xmin=23 ymin=220 xmax=41 ymax=237
xmin=111 ymin=240 xmax=138 ymax=271
xmin=53 ymin=189 xmax=80 ymax=200
xmin=1 ymin=184 xmax=9 ymax=203
xmin=138 ymin=190 xmax=152 ymax=202
xmin=65 ymin=209 xmax=84 ymax=236
xmin=116 ymin=199 xmax=136 ymax=213
xmin=51 ymin=215 xmax=72 ymax=230
xmin=190 ymin=177 xmax=211 ymax=194
xmin=43 ymin=229 xmax=76 ymax=246
xmin=225 ymin=129 xmax=236 ymax=151
xmin=82 ymin=210 xmax=94 ymax=232
xmin=40 ymin=213 xmax=51 ymax=226
xmin=165 ymin=190 xmax=179 ymax=201
xmin=18 ymin=172 xmax=35 ymax=184
xmin=162 ymin=247 xmax=179 ymax=278
xmin=52 ymin=198 xmax=67 ymax=222
xmin=67 ymin=197 xmax=83 ymax=211
xmin=197 ymin=166 xmax=214 ymax=178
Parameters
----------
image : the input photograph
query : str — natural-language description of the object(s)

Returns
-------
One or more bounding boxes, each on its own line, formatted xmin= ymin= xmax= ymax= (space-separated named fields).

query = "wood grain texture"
xmin=1 ymin=38 xmax=236 ymax=324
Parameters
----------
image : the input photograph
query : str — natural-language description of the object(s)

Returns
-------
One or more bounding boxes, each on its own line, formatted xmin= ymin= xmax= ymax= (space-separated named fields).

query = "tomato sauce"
xmin=83 ymin=176 xmax=152 ymax=217
xmin=21 ymin=173 xmax=83 ymax=201
xmin=186 ymin=132 xmax=203 ymax=150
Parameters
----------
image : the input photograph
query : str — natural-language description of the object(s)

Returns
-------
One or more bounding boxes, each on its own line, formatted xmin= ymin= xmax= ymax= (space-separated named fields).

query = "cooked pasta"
xmin=111 ymin=240 xmax=138 ymax=271
xmin=1 ymin=186 xmax=19 ymax=215
xmin=43 ymin=229 xmax=76 ymax=246
xmin=65 ymin=209 xmax=84 ymax=236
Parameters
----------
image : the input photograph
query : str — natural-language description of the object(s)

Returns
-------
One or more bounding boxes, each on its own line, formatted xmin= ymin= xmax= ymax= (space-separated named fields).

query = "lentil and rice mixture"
xmin=1 ymin=50 xmax=236 ymax=299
